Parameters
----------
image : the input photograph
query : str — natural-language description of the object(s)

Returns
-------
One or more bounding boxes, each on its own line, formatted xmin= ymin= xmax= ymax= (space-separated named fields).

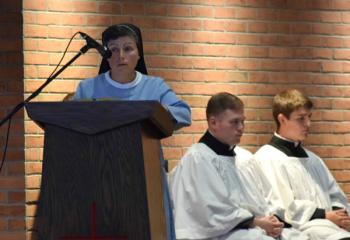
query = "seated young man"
xmin=254 ymin=89 xmax=350 ymax=240
xmin=169 ymin=92 xmax=307 ymax=240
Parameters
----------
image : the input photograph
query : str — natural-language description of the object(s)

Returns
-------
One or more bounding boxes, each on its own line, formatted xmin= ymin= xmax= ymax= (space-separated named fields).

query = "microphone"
xmin=79 ymin=32 xmax=112 ymax=59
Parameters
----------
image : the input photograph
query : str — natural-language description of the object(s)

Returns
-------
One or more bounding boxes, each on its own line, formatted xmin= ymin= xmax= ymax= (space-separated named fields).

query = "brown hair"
xmin=273 ymin=89 xmax=313 ymax=129
xmin=206 ymin=92 xmax=244 ymax=120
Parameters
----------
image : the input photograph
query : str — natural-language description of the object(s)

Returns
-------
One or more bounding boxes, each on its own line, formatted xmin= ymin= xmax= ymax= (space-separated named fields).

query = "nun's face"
xmin=106 ymin=36 xmax=140 ymax=75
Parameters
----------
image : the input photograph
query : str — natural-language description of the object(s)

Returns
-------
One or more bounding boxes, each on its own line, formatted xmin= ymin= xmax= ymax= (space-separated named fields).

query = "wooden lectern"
xmin=25 ymin=101 xmax=174 ymax=240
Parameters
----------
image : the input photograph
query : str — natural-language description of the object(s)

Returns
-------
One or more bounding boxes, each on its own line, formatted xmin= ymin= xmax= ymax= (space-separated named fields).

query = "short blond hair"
xmin=273 ymin=89 xmax=313 ymax=129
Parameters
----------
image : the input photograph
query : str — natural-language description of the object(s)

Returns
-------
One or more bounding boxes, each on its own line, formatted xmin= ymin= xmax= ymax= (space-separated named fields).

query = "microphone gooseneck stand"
xmin=0 ymin=43 xmax=93 ymax=174
xmin=0 ymin=44 xmax=90 ymax=128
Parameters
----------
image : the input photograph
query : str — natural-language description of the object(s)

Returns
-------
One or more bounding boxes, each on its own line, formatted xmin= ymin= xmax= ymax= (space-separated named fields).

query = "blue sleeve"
xmin=73 ymin=78 xmax=94 ymax=100
xmin=158 ymin=80 xmax=191 ymax=129
xmin=73 ymin=82 xmax=83 ymax=100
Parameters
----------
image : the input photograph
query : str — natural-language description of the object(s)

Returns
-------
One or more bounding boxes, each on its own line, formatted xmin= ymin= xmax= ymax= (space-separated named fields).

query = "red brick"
xmin=257 ymin=9 xmax=277 ymax=21
xmin=159 ymin=44 xmax=183 ymax=55
xmin=237 ymin=59 xmax=260 ymax=70
xmin=162 ymin=147 xmax=183 ymax=160
xmin=269 ymin=48 xmax=293 ymax=58
xmin=122 ymin=3 xmax=145 ymax=15
xmin=167 ymin=5 xmax=191 ymax=17
xmin=236 ymin=34 xmax=259 ymax=45
xmin=325 ymin=159 xmax=350 ymax=170
xmin=25 ymin=79 xmax=77 ymax=93
xmin=334 ymin=171 xmax=350 ymax=182
xmin=25 ymin=135 xmax=44 ymax=148
xmin=8 ymin=191 xmax=25 ymax=203
xmin=321 ymin=12 xmax=342 ymax=23
xmin=145 ymin=4 xmax=167 ymax=16
xmin=149 ymin=69 xmax=182 ymax=81
xmin=25 ymin=204 xmax=37 ymax=217
xmin=8 ymin=219 xmax=25 ymax=230
xmin=269 ymin=23 xmax=291 ymax=34
xmin=0 ymin=205 xmax=24 ymax=216
xmin=26 ymin=191 xmax=40 ymax=206
xmin=313 ymin=48 xmax=333 ymax=59
xmin=23 ymin=39 xmax=39 ymax=50
xmin=248 ymin=22 xmax=268 ymax=33
xmin=47 ymin=0 xmax=73 ymax=11
xmin=25 ymin=163 xmax=42 ymax=175
xmin=99 ymin=2 xmax=121 ymax=14
xmin=334 ymin=49 xmax=350 ymax=60
xmin=162 ymin=134 xmax=194 ymax=147
xmin=86 ymin=15 xmax=111 ymax=26
xmin=236 ymin=8 xmax=257 ymax=19
xmin=25 ymin=175 xmax=41 ymax=189
xmin=23 ymin=25 xmax=48 ymax=38
xmin=291 ymin=23 xmax=312 ymax=34
xmin=23 ymin=0 xmax=47 ymax=11
xmin=47 ymin=26 xmax=74 ymax=39
xmin=225 ymin=21 xmax=246 ymax=32
xmin=182 ymin=96 xmax=210 ymax=108
xmin=24 ymin=149 xmax=43 ymax=162
xmin=342 ymin=12 xmax=350 ymax=23
xmin=192 ymin=58 xmax=217 ymax=69
xmin=0 ymin=232 xmax=25 ymax=240
xmin=192 ymin=6 xmax=214 ymax=18
xmin=0 ymin=192 xmax=7 ymax=203
xmin=322 ymin=37 xmax=343 ymax=48
xmin=24 ymin=53 xmax=50 ymax=65
xmin=333 ymin=0 xmax=350 ymax=10
xmin=243 ymin=96 xmax=273 ymax=108
xmin=203 ymin=20 xmax=226 ymax=31
xmin=192 ymin=31 xmax=216 ymax=43
xmin=0 ymin=218 xmax=6 ymax=231
xmin=334 ymin=75 xmax=350 ymax=85
xmin=72 ymin=1 xmax=98 ymax=12
xmin=322 ymin=61 xmax=343 ymax=73
xmin=0 ymin=177 xmax=24 ymax=189
xmin=6 ymin=162 xmax=24 ymax=176
xmin=334 ymin=25 xmax=350 ymax=36
xmin=279 ymin=10 xmax=299 ymax=21
xmin=182 ymin=121 xmax=207 ymax=134
xmin=170 ymin=31 xmax=192 ymax=43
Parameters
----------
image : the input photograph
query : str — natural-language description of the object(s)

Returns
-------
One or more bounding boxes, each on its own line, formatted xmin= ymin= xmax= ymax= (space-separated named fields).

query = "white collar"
xmin=274 ymin=132 xmax=300 ymax=147
xmin=105 ymin=71 xmax=142 ymax=89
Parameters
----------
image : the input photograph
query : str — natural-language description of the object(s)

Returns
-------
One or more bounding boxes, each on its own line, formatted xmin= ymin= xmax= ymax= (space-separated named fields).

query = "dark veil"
xmin=98 ymin=23 xmax=148 ymax=75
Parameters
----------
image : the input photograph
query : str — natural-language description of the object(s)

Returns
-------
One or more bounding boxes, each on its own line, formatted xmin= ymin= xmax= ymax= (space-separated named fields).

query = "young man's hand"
xmin=326 ymin=209 xmax=350 ymax=230
xmin=250 ymin=215 xmax=284 ymax=238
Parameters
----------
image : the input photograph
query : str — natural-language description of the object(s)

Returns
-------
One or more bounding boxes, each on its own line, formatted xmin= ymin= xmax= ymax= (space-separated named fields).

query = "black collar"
xmin=268 ymin=135 xmax=308 ymax=158
xmin=199 ymin=131 xmax=236 ymax=157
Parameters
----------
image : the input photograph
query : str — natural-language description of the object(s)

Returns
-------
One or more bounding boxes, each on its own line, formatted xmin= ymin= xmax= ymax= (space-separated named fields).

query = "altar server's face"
xmin=107 ymin=36 xmax=140 ymax=74
xmin=209 ymin=109 xmax=245 ymax=146
xmin=278 ymin=107 xmax=312 ymax=142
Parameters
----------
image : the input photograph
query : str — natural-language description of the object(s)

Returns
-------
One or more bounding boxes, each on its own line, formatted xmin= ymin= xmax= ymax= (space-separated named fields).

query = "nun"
xmin=74 ymin=23 xmax=192 ymax=240
xmin=74 ymin=23 xmax=191 ymax=129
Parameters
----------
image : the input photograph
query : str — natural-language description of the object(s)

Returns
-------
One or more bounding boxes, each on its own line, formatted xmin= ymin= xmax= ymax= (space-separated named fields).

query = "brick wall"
xmin=0 ymin=0 xmax=26 ymax=239
xmin=9 ymin=0 xmax=350 ymax=239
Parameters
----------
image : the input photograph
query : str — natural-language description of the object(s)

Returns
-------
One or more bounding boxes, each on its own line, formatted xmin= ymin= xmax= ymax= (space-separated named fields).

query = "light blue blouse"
xmin=74 ymin=71 xmax=192 ymax=129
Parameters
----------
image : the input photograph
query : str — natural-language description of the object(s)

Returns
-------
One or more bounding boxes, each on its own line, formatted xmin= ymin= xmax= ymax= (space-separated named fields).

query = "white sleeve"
xmin=310 ymin=152 xmax=350 ymax=211
xmin=237 ymin=157 xmax=285 ymax=218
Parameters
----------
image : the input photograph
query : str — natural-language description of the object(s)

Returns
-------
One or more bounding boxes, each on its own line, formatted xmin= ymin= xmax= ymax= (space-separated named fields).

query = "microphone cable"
xmin=0 ymin=117 xmax=11 ymax=173
xmin=0 ymin=32 xmax=82 ymax=174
